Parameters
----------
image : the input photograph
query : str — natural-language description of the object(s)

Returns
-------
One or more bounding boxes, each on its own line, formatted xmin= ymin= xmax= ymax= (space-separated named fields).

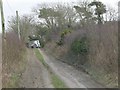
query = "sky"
xmin=0 ymin=0 xmax=120 ymax=33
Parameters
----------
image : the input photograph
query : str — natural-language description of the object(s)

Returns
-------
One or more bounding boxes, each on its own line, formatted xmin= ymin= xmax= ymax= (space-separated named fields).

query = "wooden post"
xmin=0 ymin=0 xmax=5 ymax=39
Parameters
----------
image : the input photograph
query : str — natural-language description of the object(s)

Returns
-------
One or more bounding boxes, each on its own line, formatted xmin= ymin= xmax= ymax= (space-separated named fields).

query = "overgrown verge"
xmin=34 ymin=49 xmax=67 ymax=88
xmin=2 ymin=32 xmax=27 ymax=88
xmin=44 ymin=22 xmax=118 ymax=88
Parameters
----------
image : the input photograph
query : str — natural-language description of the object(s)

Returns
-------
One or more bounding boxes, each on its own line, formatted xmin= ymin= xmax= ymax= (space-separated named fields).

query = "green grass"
xmin=8 ymin=73 xmax=20 ymax=87
xmin=34 ymin=49 xmax=68 ymax=88
xmin=35 ymin=49 xmax=46 ymax=66
xmin=51 ymin=73 xmax=67 ymax=88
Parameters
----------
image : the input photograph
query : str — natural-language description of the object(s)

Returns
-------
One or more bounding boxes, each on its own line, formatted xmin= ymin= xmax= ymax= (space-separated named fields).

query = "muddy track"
xmin=19 ymin=49 xmax=53 ymax=88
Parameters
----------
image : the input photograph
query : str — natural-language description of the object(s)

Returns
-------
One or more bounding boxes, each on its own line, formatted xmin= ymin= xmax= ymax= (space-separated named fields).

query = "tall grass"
xmin=2 ymin=31 xmax=26 ymax=88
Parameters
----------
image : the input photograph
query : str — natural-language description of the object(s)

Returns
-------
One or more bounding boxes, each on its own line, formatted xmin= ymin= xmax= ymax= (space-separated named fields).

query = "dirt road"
xmin=39 ymin=49 xmax=105 ymax=88
xmin=19 ymin=49 xmax=53 ymax=88
xmin=19 ymin=48 xmax=105 ymax=88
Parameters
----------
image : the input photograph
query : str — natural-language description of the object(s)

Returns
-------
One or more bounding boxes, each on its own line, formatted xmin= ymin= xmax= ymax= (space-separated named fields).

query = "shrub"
xmin=71 ymin=37 xmax=89 ymax=55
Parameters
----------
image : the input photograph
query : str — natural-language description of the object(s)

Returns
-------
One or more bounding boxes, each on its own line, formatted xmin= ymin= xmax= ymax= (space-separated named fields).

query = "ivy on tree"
xmin=88 ymin=1 xmax=106 ymax=24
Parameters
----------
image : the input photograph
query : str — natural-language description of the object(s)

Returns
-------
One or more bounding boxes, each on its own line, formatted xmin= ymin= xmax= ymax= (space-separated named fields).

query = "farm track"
xmin=19 ymin=49 xmax=53 ymax=88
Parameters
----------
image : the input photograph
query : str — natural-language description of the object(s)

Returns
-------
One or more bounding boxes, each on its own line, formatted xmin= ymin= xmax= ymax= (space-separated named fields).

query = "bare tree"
xmin=104 ymin=7 xmax=118 ymax=22
xmin=8 ymin=15 xmax=36 ymax=42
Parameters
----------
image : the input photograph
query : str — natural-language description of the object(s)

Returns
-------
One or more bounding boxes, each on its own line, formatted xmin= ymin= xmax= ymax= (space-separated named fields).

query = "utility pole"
xmin=0 ymin=0 xmax=5 ymax=39
xmin=16 ymin=11 xmax=20 ymax=40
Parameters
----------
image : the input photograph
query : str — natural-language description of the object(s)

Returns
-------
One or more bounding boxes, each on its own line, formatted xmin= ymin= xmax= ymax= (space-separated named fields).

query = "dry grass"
xmin=86 ymin=22 xmax=118 ymax=87
xmin=2 ymin=31 xmax=27 ymax=88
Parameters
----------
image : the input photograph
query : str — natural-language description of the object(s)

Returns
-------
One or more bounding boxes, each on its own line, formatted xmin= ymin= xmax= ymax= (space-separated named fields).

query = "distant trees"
xmin=74 ymin=1 xmax=95 ymax=27
xmin=36 ymin=1 xmax=108 ymax=32
xmin=37 ymin=4 xmax=76 ymax=31
xmin=7 ymin=0 xmax=118 ymax=45
xmin=88 ymin=1 xmax=106 ymax=24
xmin=32 ymin=1 xmax=118 ymax=46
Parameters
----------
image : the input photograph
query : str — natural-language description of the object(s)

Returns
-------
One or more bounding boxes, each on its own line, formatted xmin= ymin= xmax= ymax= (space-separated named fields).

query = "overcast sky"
xmin=0 ymin=0 xmax=119 ymax=33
